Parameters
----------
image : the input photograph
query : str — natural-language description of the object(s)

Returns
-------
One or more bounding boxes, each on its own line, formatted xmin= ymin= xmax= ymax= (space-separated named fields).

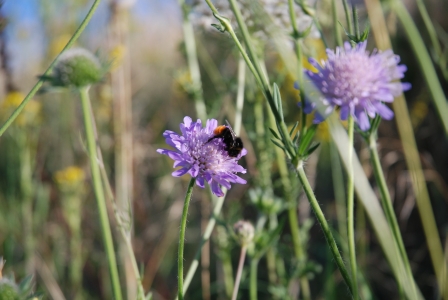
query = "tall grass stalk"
xmin=108 ymin=4 xmax=135 ymax=298
xmin=178 ymin=0 xmax=207 ymax=121
xmin=368 ymin=134 xmax=417 ymax=299
xmin=249 ymin=258 xmax=259 ymax=300
xmin=79 ymin=86 xmax=123 ymax=300
xmin=328 ymin=116 xmax=421 ymax=300
xmin=0 ymin=0 xmax=102 ymax=137
xmin=391 ymin=0 xmax=448 ymax=134
xmin=365 ymin=0 xmax=448 ymax=297
xmin=413 ymin=0 xmax=447 ymax=79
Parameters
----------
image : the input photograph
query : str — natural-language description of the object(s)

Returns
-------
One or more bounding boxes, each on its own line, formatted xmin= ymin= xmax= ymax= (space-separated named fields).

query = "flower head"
xmin=305 ymin=41 xmax=411 ymax=130
xmin=233 ymin=220 xmax=255 ymax=246
xmin=157 ymin=117 xmax=247 ymax=197
xmin=50 ymin=48 xmax=103 ymax=88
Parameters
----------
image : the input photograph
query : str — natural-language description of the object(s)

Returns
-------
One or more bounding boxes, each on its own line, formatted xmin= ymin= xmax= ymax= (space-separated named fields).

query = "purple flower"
xmin=157 ymin=117 xmax=247 ymax=197
xmin=305 ymin=41 xmax=411 ymax=130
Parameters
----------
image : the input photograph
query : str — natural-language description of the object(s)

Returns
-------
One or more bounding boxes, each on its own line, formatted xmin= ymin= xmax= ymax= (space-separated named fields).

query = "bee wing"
xmin=224 ymin=119 xmax=237 ymax=137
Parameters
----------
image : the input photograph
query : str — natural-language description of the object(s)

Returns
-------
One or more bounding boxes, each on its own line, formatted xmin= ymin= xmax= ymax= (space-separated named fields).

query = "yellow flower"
xmin=303 ymin=38 xmax=327 ymax=73
xmin=54 ymin=166 xmax=85 ymax=187
xmin=109 ymin=44 xmax=127 ymax=70
xmin=1 ymin=92 xmax=41 ymax=127
xmin=49 ymin=34 xmax=72 ymax=58
xmin=410 ymin=100 xmax=428 ymax=129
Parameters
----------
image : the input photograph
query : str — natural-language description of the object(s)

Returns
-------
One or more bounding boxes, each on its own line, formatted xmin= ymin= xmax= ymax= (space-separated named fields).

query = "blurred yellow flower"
xmin=109 ymin=44 xmax=127 ymax=70
xmin=410 ymin=100 xmax=428 ymax=129
xmin=54 ymin=166 xmax=85 ymax=187
xmin=49 ymin=34 xmax=72 ymax=58
xmin=1 ymin=91 xmax=42 ymax=127
xmin=303 ymin=38 xmax=327 ymax=73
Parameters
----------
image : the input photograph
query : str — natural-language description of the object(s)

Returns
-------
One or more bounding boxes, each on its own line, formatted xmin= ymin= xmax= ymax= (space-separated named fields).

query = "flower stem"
xmin=249 ymin=258 xmax=259 ymax=300
xmin=269 ymin=103 xmax=311 ymax=299
xmin=296 ymin=161 xmax=354 ymax=296
xmin=176 ymin=191 xmax=227 ymax=299
xmin=178 ymin=177 xmax=196 ymax=300
xmin=287 ymin=0 xmax=308 ymax=146
xmin=205 ymin=0 xmax=296 ymax=157
xmin=79 ymin=86 xmax=123 ymax=300
xmin=0 ymin=0 xmax=101 ymax=137
xmin=346 ymin=115 xmax=359 ymax=299
xmin=368 ymin=134 xmax=418 ymax=299
xmin=231 ymin=246 xmax=247 ymax=300
xmin=331 ymin=0 xmax=343 ymax=47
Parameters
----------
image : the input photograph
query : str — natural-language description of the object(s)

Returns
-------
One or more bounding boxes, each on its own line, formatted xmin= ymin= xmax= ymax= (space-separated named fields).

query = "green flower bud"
xmin=52 ymin=48 xmax=102 ymax=88
xmin=0 ymin=279 xmax=19 ymax=300
xmin=233 ymin=220 xmax=255 ymax=247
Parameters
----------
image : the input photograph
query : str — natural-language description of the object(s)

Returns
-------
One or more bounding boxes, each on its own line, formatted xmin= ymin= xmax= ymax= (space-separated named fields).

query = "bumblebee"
xmin=207 ymin=122 xmax=243 ymax=157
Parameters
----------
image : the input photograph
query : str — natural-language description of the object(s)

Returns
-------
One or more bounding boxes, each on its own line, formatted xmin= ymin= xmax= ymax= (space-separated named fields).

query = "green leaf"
xmin=339 ymin=21 xmax=357 ymax=42
xmin=19 ymin=275 xmax=33 ymax=294
xmin=359 ymin=22 xmax=370 ymax=42
xmin=254 ymin=219 xmax=285 ymax=260
xmin=271 ymin=139 xmax=286 ymax=151
xmin=269 ymin=128 xmax=281 ymax=140
xmin=211 ymin=23 xmax=226 ymax=33
xmin=298 ymin=124 xmax=317 ymax=156
xmin=273 ymin=83 xmax=284 ymax=121
xmin=289 ymin=121 xmax=299 ymax=136
xmin=305 ymin=143 xmax=320 ymax=157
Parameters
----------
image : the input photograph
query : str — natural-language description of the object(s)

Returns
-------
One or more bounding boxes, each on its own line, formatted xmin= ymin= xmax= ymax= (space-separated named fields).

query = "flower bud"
xmin=52 ymin=48 xmax=102 ymax=88
xmin=233 ymin=220 xmax=255 ymax=246
xmin=0 ymin=279 xmax=19 ymax=300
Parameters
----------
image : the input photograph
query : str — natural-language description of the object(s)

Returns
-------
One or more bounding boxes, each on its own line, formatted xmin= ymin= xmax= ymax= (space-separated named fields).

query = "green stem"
xmin=0 ymin=0 xmax=101 ymax=137
xmin=331 ymin=0 xmax=343 ymax=47
xmin=79 ymin=86 xmax=123 ymax=300
xmin=266 ymin=215 xmax=278 ymax=289
xmin=288 ymin=0 xmax=308 ymax=146
xmin=205 ymin=0 xmax=296 ymax=158
xmin=112 ymin=203 xmax=146 ymax=299
xmin=346 ymin=115 xmax=358 ymax=299
xmin=176 ymin=190 xmax=226 ymax=299
xmin=296 ymin=162 xmax=353 ymax=296
xmin=178 ymin=177 xmax=196 ymax=300
xmin=341 ymin=0 xmax=353 ymax=36
xmin=96 ymin=138 xmax=146 ymax=299
xmin=368 ymin=134 xmax=418 ymax=299
xmin=178 ymin=0 xmax=207 ymax=121
xmin=330 ymin=140 xmax=347 ymax=242
xmin=231 ymin=246 xmax=247 ymax=300
xmin=413 ymin=0 xmax=446 ymax=79
xmin=249 ymin=258 xmax=259 ymax=300
xmin=222 ymin=251 xmax=235 ymax=298
xmin=268 ymin=110 xmax=310 ymax=298
xmin=392 ymin=0 xmax=448 ymax=134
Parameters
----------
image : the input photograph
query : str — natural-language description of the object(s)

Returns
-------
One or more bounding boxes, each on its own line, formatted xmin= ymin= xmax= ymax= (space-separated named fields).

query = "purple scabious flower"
xmin=157 ymin=117 xmax=247 ymax=197
xmin=305 ymin=41 xmax=411 ymax=130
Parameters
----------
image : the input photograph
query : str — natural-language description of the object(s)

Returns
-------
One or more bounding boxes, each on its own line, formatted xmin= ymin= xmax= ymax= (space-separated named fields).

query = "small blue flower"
xmin=304 ymin=41 xmax=411 ymax=130
xmin=157 ymin=117 xmax=247 ymax=197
